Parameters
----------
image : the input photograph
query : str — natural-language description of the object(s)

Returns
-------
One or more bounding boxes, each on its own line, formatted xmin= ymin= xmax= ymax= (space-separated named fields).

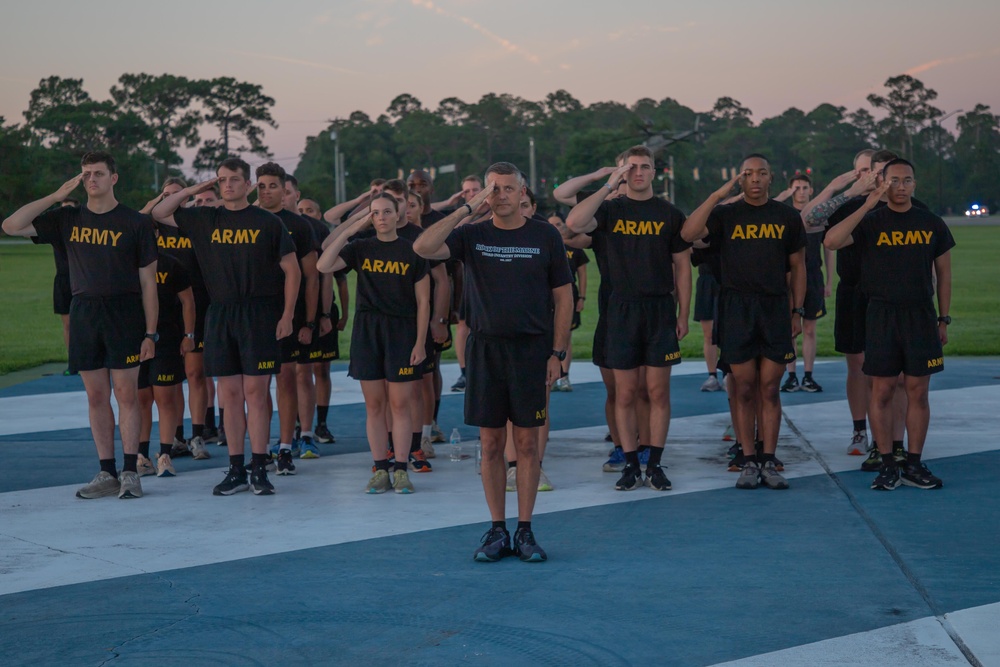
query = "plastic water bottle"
xmin=475 ymin=442 xmax=482 ymax=475
xmin=449 ymin=428 xmax=462 ymax=461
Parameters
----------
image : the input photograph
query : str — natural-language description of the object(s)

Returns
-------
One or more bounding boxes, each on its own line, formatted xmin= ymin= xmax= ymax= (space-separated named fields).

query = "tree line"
xmin=1 ymin=73 xmax=998 ymax=217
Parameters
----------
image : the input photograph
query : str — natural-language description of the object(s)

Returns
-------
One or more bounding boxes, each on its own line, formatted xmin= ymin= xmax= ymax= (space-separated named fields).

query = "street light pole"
xmin=936 ymin=109 xmax=962 ymax=215
xmin=330 ymin=130 xmax=342 ymax=205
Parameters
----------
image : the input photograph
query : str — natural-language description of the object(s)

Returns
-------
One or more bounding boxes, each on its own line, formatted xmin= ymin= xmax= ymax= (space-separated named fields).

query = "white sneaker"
xmin=538 ymin=468 xmax=553 ymax=492
xmin=189 ymin=435 xmax=211 ymax=460
xmin=847 ymin=430 xmax=868 ymax=456
xmin=421 ymin=435 xmax=436 ymax=459
xmin=156 ymin=453 xmax=176 ymax=477
xmin=700 ymin=375 xmax=722 ymax=392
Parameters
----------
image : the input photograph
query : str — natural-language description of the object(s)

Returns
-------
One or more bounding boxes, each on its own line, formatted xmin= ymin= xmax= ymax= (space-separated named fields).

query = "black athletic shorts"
xmin=465 ymin=333 xmax=549 ymax=429
xmin=718 ymin=291 xmax=795 ymax=366
xmin=803 ymin=271 xmax=827 ymax=321
xmin=862 ymin=300 xmax=944 ymax=378
xmin=188 ymin=284 xmax=210 ymax=354
xmin=204 ymin=298 xmax=282 ymax=377
xmin=307 ymin=303 xmax=341 ymax=363
xmin=694 ymin=273 xmax=720 ymax=322
xmin=421 ymin=345 xmax=439 ymax=375
xmin=69 ymin=295 xmax=145 ymax=373
xmin=433 ymin=323 xmax=453 ymax=353
xmin=834 ymin=282 xmax=868 ymax=355
xmin=137 ymin=351 xmax=185 ymax=389
xmin=604 ymin=296 xmax=682 ymax=370
xmin=592 ymin=307 xmax=608 ymax=368
xmin=53 ymin=273 xmax=73 ymax=316
xmin=348 ymin=311 xmax=422 ymax=383
xmin=280 ymin=321 xmax=313 ymax=365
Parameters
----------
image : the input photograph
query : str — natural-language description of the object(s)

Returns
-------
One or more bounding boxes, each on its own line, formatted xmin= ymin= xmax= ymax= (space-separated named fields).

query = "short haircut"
xmin=523 ymin=187 xmax=537 ymax=208
xmin=218 ymin=157 xmax=251 ymax=180
xmin=163 ymin=176 xmax=188 ymax=189
xmin=81 ymin=151 xmax=117 ymax=174
xmin=548 ymin=212 xmax=566 ymax=223
xmin=255 ymin=161 xmax=287 ymax=184
xmin=870 ymin=149 xmax=898 ymax=167
xmin=370 ymin=178 xmax=387 ymax=188
xmin=299 ymin=198 xmax=321 ymax=209
xmin=371 ymin=192 xmax=399 ymax=211
xmin=622 ymin=145 xmax=654 ymax=162
xmin=789 ymin=174 xmax=812 ymax=187
xmin=408 ymin=169 xmax=432 ymax=185
xmin=881 ymin=158 xmax=915 ymax=177
xmin=286 ymin=175 xmax=299 ymax=190
xmin=742 ymin=153 xmax=770 ymax=166
xmin=383 ymin=178 xmax=407 ymax=196
xmin=462 ymin=175 xmax=482 ymax=186
xmin=484 ymin=162 xmax=524 ymax=186
xmin=853 ymin=149 xmax=876 ymax=166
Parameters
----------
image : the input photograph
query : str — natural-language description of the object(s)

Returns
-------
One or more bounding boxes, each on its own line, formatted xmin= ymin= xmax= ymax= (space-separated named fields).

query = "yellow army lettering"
xmin=125 ymin=354 xmax=140 ymax=364
xmin=398 ymin=367 xmax=414 ymax=376
xmin=156 ymin=271 xmax=169 ymax=285
xmin=211 ymin=228 xmax=261 ymax=244
xmin=876 ymin=230 xmax=933 ymax=246
xmin=927 ymin=357 xmax=943 ymax=368
xmin=361 ymin=258 xmax=410 ymax=275
xmin=158 ymin=236 xmax=192 ymax=250
xmin=611 ymin=219 xmax=665 ymax=236
xmin=731 ymin=224 xmax=785 ymax=240
xmin=664 ymin=351 xmax=681 ymax=362
xmin=535 ymin=408 xmax=547 ymax=420
xmin=69 ymin=226 xmax=123 ymax=247
xmin=309 ymin=350 xmax=323 ymax=360
xmin=784 ymin=352 xmax=795 ymax=360
xmin=156 ymin=374 xmax=175 ymax=383
xmin=257 ymin=360 xmax=275 ymax=370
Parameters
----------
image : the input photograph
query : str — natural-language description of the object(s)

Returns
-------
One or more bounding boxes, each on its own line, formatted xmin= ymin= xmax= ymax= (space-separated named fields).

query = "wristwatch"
xmin=551 ymin=349 xmax=567 ymax=361
xmin=144 ymin=332 xmax=160 ymax=342
xmin=305 ymin=321 xmax=317 ymax=330
xmin=319 ymin=312 xmax=331 ymax=319
xmin=937 ymin=315 xmax=951 ymax=325
xmin=437 ymin=317 xmax=448 ymax=324
xmin=792 ymin=307 xmax=806 ymax=317
xmin=184 ymin=333 xmax=195 ymax=340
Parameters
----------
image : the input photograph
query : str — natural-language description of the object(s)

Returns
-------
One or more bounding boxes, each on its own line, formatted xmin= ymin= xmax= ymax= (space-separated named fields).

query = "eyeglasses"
xmin=888 ymin=178 xmax=915 ymax=187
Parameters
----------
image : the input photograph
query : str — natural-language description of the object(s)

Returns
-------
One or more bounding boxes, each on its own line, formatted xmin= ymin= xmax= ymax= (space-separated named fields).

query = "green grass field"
xmin=2 ymin=225 xmax=998 ymax=375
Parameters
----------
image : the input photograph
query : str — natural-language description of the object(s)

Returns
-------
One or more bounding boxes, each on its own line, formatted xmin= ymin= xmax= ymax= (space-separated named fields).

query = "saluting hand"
xmin=606 ymin=164 xmax=631 ymax=191
xmin=827 ymin=170 xmax=858 ymax=192
xmin=846 ymin=171 xmax=878 ymax=197
xmin=189 ymin=178 xmax=219 ymax=196
xmin=865 ymin=180 xmax=890 ymax=209
xmin=714 ymin=171 xmax=743 ymax=201
xmin=55 ymin=174 xmax=83 ymax=201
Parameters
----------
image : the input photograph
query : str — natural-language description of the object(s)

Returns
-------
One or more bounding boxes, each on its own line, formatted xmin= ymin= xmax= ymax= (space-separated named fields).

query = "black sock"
xmin=539 ymin=459 xmax=543 ymax=468
xmin=624 ymin=450 xmax=640 ymax=467
xmin=160 ymin=442 xmax=172 ymax=457
xmin=892 ymin=440 xmax=904 ymax=452
xmin=251 ymin=452 xmax=268 ymax=469
xmin=99 ymin=458 xmax=117 ymax=478
xmin=492 ymin=520 xmax=506 ymax=531
xmin=123 ymin=454 xmax=138 ymax=473
xmin=760 ymin=452 xmax=776 ymax=463
xmin=787 ymin=372 xmax=797 ymax=380
xmin=853 ymin=419 xmax=867 ymax=432
xmin=804 ymin=371 xmax=813 ymax=379
xmin=387 ymin=433 xmax=393 ymax=452
xmin=317 ymin=404 xmax=329 ymax=424
xmin=638 ymin=444 xmax=649 ymax=453
xmin=138 ymin=441 xmax=150 ymax=458
xmin=433 ymin=400 xmax=441 ymax=420
xmin=508 ymin=460 xmax=518 ymax=469
xmin=906 ymin=452 xmax=921 ymax=465
xmin=517 ymin=521 xmax=531 ymax=532
xmin=229 ymin=454 xmax=244 ymax=470
xmin=647 ymin=446 xmax=663 ymax=467
xmin=218 ymin=408 xmax=225 ymax=428
xmin=192 ymin=424 xmax=204 ymax=438
xmin=205 ymin=407 xmax=216 ymax=429
xmin=459 ymin=367 xmax=465 ymax=377
xmin=174 ymin=425 xmax=184 ymax=441
xmin=411 ymin=432 xmax=422 ymax=453
xmin=881 ymin=453 xmax=896 ymax=466
xmin=394 ymin=460 xmax=407 ymax=471
xmin=710 ymin=371 xmax=718 ymax=378
xmin=374 ymin=459 xmax=390 ymax=472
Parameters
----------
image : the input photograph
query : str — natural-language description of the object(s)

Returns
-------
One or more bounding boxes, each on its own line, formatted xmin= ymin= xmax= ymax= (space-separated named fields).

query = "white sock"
xmin=279 ymin=442 xmax=292 ymax=451
xmin=300 ymin=431 xmax=314 ymax=439
xmin=422 ymin=425 xmax=432 ymax=438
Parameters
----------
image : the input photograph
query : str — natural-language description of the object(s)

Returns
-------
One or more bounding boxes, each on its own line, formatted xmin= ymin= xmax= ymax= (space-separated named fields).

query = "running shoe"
xmin=505 ymin=466 xmax=517 ymax=492
xmin=722 ymin=424 xmax=735 ymax=442
xmin=727 ymin=449 xmax=746 ymax=472
xmin=760 ymin=460 xmax=789 ymax=490
xmin=276 ymin=449 xmax=296 ymax=475
xmin=366 ymin=469 xmax=391 ymax=494
xmin=299 ymin=435 xmax=320 ymax=459
xmin=421 ymin=436 xmax=435 ymax=459
xmin=604 ymin=431 xmax=614 ymax=443
xmin=473 ymin=526 xmax=512 ymax=562
xmin=871 ymin=463 xmax=901 ymax=491
xmin=202 ymin=426 xmax=219 ymax=444
xmin=847 ymin=430 xmax=868 ymax=456
xmin=136 ymin=454 xmax=155 ymax=477
xmin=269 ymin=442 xmax=281 ymax=459
xmin=430 ymin=422 xmax=445 ymax=443
xmin=393 ymin=469 xmax=414 ymax=494
xmin=736 ymin=460 xmax=761 ymax=489
xmin=75 ymin=471 xmax=120 ymax=499
xmin=861 ymin=445 xmax=882 ymax=472
xmin=645 ymin=464 xmax=672 ymax=491
xmin=250 ymin=465 xmax=275 ymax=495
xmin=892 ymin=442 xmax=906 ymax=465
xmin=900 ymin=461 xmax=943 ymax=489
xmin=212 ymin=466 xmax=249 ymax=496
xmin=780 ymin=375 xmax=800 ymax=393
xmin=171 ymin=436 xmax=192 ymax=458
xmin=700 ymin=375 xmax=722 ymax=392
xmin=537 ymin=469 xmax=553 ymax=492
xmin=409 ymin=450 xmax=432 ymax=473
xmin=800 ymin=376 xmax=823 ymax=393
xmin=217 ymin=426 xmax=227 ymax=447
xmin=189 ymin=435 xmax=210 ymax=460
xmin=603 ymin=447 xmax=626 ymax=472
xmin=156 ymin=453 xmax=175 ymax=477
xmin=451 ymin=373 xmax=467 ymax=392
xmin=314 ymin=423 xmax=335 ymax=444
xmin=513 ymin=528 xmax=547 ymax=562
xmin=614 ymin=463 xmax=644 ymax=491
xmin=117 ymin=471 xmax=143 ymax=499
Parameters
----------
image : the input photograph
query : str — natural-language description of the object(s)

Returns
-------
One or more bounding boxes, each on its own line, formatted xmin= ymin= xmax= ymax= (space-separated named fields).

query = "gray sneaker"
xmin=189 ymin=435 xmax=211 ymax=460
xmin=759 ymin=460 xmax=789 ymax=490
xmin=366 ymin=469 xmax=391 ymax=494
xmin=700 ymin=375 xmax=722 ymax=392
xmin=76 ymin=471 xmax=121 ymax=499
xmin=118 ymin=470 xmax=143 ymax=499
xmin=736 ymin=460 xmax=761 ymax=489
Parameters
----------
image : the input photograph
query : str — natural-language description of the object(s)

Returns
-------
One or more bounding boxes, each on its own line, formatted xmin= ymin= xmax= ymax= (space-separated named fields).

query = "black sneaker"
xmin=900 ymin=461 xmax=943 ymax=489
xmin=727 ymin=449 xmax=746 ymax=472
xmin=800 ymin=376 xmax=823 ymax=392
xmin=780 ymin=375 xmax=800 ymax=392
xmin=871 ymin=463 xmax=901 ymax=491
xmin=276 ymin=449 xmax=296 ymax=476
xmin=614 ymin=463 xmax=643 ymax=491
xmin=250 ymin=465 xmax=275 ymax=495
xmin=212 ymin=465 xmax=249 ymax=496
xmin=473 ymin=526 xmax=512 ymax=562
xmin=451 ymin=373 xmax=467 ymax=392
xmin=726 ymin=442 xmax=741 ymax=460
xmin=202 ymin=426 xmax=219 ymax=444
xmin=314 ymin=423 xmax=335 ymax=444
xmin=604 ymin=431 xmax=614 ymax=443
xmin=772 ymin=454 xmax=784 ymax=472
xmin=217 ymin=427 xmax=227 ymax=447
xmin=645 ymin=464 xmax=672 ymax=491
xmin=513 ymin=528 xmax=547 ymax=562
xmin=892 ymin=442 xmax=906 ymax=465
xmin=861 ymin=446 xmax=882 ymax=472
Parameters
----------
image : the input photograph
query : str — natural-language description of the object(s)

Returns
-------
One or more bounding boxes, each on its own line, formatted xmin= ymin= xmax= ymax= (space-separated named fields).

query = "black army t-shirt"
xmin=421 ymin=209 xmax=446 ymax=229
xmin=566 ymin=247 xmax=589 ymax=285
xmin=275 ymin=209 xmax=319 ymax=314
xmin=33 ymin=204 xmax=157 ymax=297
xmin=446 ymin=218 xmax=572 ymax=337
xmin=153 ymin=251 xmax=191 ymax=346
xmin=592 ymin=196 xmax=690 ymax=299
xmin=174 ymin=205 xmax=295 ymax=303
xmin=852 ymin=206 xmax=955 ymax=306
xmin=340 ymin=237 xmax=429 ymax=318
xmin=706 ymin=198 xmax=806 ymax=296
xmin=156 ymin=222 xmax=205 ymax=295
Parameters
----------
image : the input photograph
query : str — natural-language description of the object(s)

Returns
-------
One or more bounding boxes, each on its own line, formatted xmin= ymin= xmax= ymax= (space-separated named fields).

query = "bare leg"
xmin=185 ymin=352 xmax=207 ymax=433
xmin=636 ymin=366 xmax=651 ymax=446
xmin=613 ymin=368 xmax=641 ymax=453
xmin=111 ymin=367 xmax=141 ymax=456
xmin=903 ymin=375 xmax=930 ymax=455
xmin=243 ymin=375 xmax=272 ymax=455
xmin=845 ymin=352 xmax=868 ymax=422
xmin=600 ymin=367 xmax=620 ymax=447
xmin=802 ymin=319 xmax=817 ymax=373
xmin=388 ymin=382 xmax=414 ymax=461
xmin=218 ymin=376 xmax=247 ymax=458
xmin=295 ymin=363 xmax=316 ymax=433
xmin=479 ymin=426 xmax=507 ymax=521
xmin=512 ymin=425 xmax=541 ymax=521
xmin=729 ymin=361 xmax=760 ymax=457
xmin=139 ymin=386 xmax=154 ymax=444
xmin=645 ymin=366 xmax=672 ymax=448
xmin=756 ymin=359 xmax=785 ymax=455
xmin=892 ymin=373 xmax=907 ymax=443
xmin=360 ymin=380 xmax=389 ymax=460
xmin=276 ymin=363 xmax=298 ymax=444
xmin=154 ymin=383 xmax=181 ymax=445
xmin=701 ymin=320 xmax=718 ymax=374
xmin=869 ymin=377 xmax=897 ymax=456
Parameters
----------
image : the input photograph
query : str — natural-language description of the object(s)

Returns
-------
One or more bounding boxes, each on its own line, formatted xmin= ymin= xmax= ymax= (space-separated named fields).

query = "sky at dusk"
xmin=2 ymin=0 xmax=998 ymax=176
